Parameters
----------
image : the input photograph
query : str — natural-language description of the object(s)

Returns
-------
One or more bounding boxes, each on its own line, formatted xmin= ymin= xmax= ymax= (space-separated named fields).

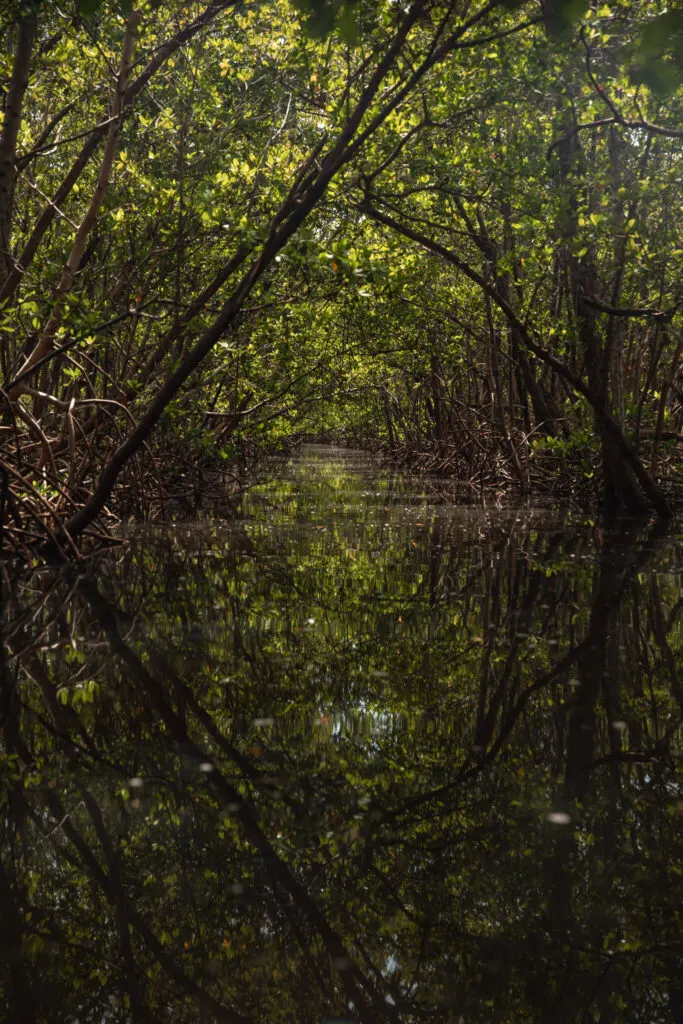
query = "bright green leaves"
xmin=75 ymin=0 xmax=131 ymax=16
xmin=74 ymin=0 xmax=163 ymax=17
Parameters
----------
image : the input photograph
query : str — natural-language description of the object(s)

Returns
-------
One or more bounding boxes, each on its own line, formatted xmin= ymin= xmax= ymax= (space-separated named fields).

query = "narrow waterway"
xmin=1 ymin=446 xmax=682 ymax=1022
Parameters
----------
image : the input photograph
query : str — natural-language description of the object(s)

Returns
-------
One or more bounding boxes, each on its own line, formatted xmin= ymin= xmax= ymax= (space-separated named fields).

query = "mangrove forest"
xmin=3 ymin=0 xmax=683 ymax=548
xmin=1 ymin=2 xmax=683 ymax=1023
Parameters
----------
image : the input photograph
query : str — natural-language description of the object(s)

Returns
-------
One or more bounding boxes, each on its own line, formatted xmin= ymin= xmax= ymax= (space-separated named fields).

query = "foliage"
xmin=1 ymin=452 xmax=682 ymax=1020
xmin=3 ymin=0 xmax=683 ymax=554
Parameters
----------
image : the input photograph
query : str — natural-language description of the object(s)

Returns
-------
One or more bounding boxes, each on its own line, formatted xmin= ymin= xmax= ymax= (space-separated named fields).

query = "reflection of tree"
xmin=1 ymin=499 xmax=682 ymax=1021
xmin=537 ymin=524 xmax=678 ymax=1023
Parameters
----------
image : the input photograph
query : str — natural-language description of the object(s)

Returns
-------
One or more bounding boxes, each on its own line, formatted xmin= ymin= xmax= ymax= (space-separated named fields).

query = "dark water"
xmin=1 ymin=446 xmax=682 ymax=1023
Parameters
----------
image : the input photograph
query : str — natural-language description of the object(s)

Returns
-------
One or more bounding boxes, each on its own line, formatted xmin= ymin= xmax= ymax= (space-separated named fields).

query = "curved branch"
xmin=361 ymin=199 xmax=672 ymax=518
xmin=0 ymin=1 xmax=241 ymax=307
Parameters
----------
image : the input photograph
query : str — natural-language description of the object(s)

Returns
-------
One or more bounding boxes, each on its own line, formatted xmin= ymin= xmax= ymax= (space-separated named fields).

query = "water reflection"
xmin=1 ymin=447 xmax=682 ymax=1022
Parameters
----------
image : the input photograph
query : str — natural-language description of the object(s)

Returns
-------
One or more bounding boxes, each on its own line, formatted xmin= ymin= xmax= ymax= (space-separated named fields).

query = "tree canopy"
xmin=3 ymin=0 xmax=683 ymax=553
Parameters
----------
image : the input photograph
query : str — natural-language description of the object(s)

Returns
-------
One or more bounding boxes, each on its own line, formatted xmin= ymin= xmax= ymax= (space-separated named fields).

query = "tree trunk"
xmin=0 ymin=9 xmax=38 ymax=287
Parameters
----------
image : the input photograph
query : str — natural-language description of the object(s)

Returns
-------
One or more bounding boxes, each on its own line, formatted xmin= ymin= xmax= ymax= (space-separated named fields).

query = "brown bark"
xmin=0 ymin=9 xmax=38 ymax=287
xmin=0 ymin=1 xmax=240 ymax=310
xmin=10 ymin=10 xmax=141 ymax=405
xmin=361 ymin=202 xmax=672 ymax=518
xmin=55 ymin=0 xmax=473 ymax=547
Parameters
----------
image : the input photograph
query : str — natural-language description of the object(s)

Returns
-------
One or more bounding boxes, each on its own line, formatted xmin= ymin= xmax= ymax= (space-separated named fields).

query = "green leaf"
xmin=545 ymin=0 xmax=589 ymax=37
xmin=337 ymin=3 xmax=359 ymax=44
xmin=75 ymin=0 xmax=102 ymax=16
xmin=630 ymin=60 xmax=679 ymax=97
xmin=304 ymin=6 xmax=336 ymax=38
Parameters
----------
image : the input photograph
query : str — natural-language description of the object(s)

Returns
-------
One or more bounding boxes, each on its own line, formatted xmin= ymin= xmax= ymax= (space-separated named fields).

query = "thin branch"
xmin=360 ymin=198 xmax=671 ymax=517
xmin=581 ymin=27 xmax=683 ymax=140
xmin=583 ymin=294 xmax=681 ymax=321
xmin=546 ymin=117 xmax=616 ymax=159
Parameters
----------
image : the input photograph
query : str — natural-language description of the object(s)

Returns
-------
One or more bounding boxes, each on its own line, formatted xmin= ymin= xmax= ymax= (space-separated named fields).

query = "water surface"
xmin=1 ymin=446 xmax=682 ymax=1022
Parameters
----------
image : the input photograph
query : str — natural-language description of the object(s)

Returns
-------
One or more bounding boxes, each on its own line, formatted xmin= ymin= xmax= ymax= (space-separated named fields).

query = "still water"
xmin=1 ymin=446 xmax=682 ymax=1022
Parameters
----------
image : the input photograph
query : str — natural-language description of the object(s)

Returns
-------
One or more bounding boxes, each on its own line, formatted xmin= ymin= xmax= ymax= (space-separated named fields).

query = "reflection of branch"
xmin=581 ymin=747 xmax=674 ymax=770
xmin=7 ymin=737 xmax=249 ymax=1024
xmin=383 ymin=522 xmax=669 ymax=824
xmin=0 ymin=859 xmax=37 ymax=1017
xmin=474 ymin=532 xmax=569 ymax=751
xmin=649 ymin=578 xmax=683 ymax=716
xmin=80 ymin=578 xmax=397 ymax=1023
xmin=81 ymin=789 xmax=148 ymax=1016
xmin=481 ymin=523 xmax=669 ymax=765
xmin=29 ymin=784 xmax=251 ymax=1023
xmin=43 ymin=800 xmax=85 ymax=841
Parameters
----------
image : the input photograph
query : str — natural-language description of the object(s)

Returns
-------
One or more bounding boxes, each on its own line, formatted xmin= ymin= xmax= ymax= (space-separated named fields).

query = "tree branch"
xmin=360 ymin=198 xmax=672 ymax=518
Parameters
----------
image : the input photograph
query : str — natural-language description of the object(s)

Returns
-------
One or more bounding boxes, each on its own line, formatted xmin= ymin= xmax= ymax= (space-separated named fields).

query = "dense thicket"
xmin=3 ymin=0 xmax=683 ymax=554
